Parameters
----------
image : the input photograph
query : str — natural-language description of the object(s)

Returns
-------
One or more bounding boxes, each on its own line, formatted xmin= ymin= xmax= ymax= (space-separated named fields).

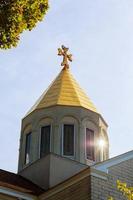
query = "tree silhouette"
xmin=0 ymin=0 xmax=49 ymax=49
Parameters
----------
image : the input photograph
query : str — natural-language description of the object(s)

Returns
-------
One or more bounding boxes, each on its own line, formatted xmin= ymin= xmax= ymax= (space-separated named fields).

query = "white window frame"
xmin=24 ymin=132 xmax=32 ymax=165
xmin=39 ymin=124 xmax=52 ymax=159
xmin=62 ymin=124 xmax=75 ymax=158
xmin=85 ymin=128 xmax=95 ymax=161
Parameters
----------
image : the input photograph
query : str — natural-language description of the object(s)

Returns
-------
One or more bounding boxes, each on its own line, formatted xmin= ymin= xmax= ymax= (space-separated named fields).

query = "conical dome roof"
xmin=26 ymin=68 xmax=98 ymax=117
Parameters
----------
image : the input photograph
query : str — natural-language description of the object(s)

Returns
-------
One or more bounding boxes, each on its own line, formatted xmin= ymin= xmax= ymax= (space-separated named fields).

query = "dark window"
xmin=40 ymin=125 xmax=51 ymax=158
xmin=86 ymin=129 xmax=95 ymax=161
xmin=25 ymin=132 xmax=31 ymax=164
xmin=63 ymin=124 xmax=74 ymax=156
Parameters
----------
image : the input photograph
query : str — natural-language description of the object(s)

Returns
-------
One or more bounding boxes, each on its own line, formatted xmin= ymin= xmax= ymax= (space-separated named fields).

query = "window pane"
xmin=25 ymin=133 xmax=31 ymax=164
xmin=40 ymin=125 xmax=51 ymax=158
xmin=63 ymin=125 xmax=74 ymax=156
xmin=86 ymin=129 xmax=94 ymax=161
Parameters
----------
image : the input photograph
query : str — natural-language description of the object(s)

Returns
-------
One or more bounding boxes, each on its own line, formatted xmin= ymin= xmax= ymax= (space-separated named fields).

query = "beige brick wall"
xmin=91 ymin=158 xmax=133 ymax=200
xmin=108 ymin=158 xmax=133 ymax=185
xmin=91 ymin=176 xmax=108 ymax=200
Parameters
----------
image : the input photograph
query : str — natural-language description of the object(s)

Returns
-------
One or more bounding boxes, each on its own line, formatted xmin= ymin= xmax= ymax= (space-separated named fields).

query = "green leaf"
xmin=0 ymin=0 xmax=49 ymax=49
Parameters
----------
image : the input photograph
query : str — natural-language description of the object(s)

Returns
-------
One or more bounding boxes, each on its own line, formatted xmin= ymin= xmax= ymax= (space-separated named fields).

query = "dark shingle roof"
xmin=0 ymin=169 xmax=44 ymax=195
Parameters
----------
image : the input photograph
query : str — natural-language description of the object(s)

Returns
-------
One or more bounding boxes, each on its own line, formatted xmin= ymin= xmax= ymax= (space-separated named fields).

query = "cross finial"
xmin=58 ymin=45 xmax=72 ymax=69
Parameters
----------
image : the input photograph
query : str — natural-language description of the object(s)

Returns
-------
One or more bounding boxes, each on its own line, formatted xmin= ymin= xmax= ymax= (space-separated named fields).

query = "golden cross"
xmin=58 ymin=45 xmax=72 ymax=69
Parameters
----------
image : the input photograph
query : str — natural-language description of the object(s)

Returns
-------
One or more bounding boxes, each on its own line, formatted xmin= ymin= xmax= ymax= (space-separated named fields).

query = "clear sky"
xmin=0 ymin=0 xmax=133 ymax=172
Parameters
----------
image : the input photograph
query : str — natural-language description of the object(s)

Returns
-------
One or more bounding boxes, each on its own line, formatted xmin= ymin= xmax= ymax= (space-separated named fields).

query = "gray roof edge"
xmin=92 ymin=150 xmax=133 ymax=173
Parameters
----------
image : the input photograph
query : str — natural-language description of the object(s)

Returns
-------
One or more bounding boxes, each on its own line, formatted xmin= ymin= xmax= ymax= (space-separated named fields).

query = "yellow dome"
xmin=26 ymin=68 xmax=98 ymax=116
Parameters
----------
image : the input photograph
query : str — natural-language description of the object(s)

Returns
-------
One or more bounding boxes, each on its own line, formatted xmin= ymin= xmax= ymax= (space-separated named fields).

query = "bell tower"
xmin=18 ymin=46 xmax=109 ymax=189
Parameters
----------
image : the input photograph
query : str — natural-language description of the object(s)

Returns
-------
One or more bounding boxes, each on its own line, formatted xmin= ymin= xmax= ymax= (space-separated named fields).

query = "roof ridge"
xmin=67 ymin=70 xmax=82 ymax=105
xmin=57 ymin=68 xmax=81 ymax=105
xmin=68 ymin=70 xmax=97 ymax=111
xmin=56 ymin=68 xmax=67 ymax=104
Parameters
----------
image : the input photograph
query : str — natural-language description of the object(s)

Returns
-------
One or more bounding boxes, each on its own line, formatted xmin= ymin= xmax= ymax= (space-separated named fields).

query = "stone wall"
xmin=18 ymin=105 xmax=108 ymax=172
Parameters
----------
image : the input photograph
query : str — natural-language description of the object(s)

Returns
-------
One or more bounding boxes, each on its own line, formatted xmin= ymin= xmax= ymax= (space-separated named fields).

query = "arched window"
xmin=86 ymin=128 xmax=95 ymax=161
xmin=63 ymin=124 xmax=74 ymax=156
xmin=25 ymin=132 xmax=32 ymax=165
xmin=40 ymin=125 xmax=51 ymax=158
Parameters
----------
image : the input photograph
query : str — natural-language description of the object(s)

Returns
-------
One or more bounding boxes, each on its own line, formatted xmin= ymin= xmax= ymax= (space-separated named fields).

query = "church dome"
xmin=18 ymin=46 xmax=109 ymax=173
xmin=26 ymin=67 xmax=98 ymax=117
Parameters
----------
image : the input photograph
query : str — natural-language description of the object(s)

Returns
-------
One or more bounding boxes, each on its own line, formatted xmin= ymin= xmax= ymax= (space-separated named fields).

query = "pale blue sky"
xmin=0 ymin=0 xmax=133 ymax=172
